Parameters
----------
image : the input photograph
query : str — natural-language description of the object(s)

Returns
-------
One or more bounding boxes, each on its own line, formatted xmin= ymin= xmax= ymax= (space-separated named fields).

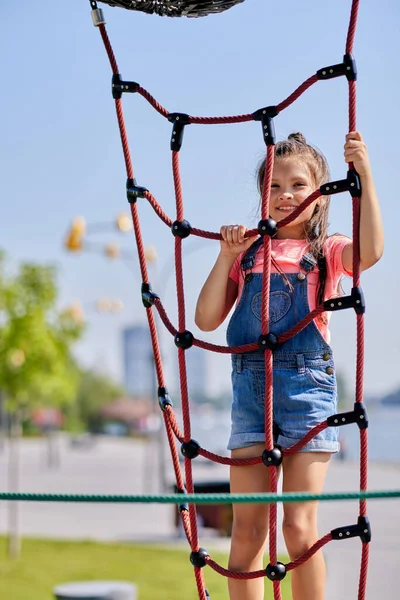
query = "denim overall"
xmin=226 ymin=239 xmax=339 ymax=452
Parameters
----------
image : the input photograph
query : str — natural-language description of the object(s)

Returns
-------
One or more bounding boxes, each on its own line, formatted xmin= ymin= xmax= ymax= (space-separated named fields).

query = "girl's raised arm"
xmin=341 ymin=131 xmax=384 ymax=272
xmin=195 ymin=225 xmax=257 ymax=332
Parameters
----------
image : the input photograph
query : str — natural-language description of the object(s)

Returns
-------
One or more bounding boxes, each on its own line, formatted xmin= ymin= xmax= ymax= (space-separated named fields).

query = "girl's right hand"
xmin=220 ymin=225 xmax=258 ymax=257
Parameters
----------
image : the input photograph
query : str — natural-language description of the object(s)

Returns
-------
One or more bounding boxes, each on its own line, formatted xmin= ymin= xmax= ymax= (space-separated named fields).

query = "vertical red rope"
xmin=164 ymin=411 xmax=184 ymax=491
xmin=146 ymin=308 xmax=165 ymax=386
xmin=359 ymin=428 xmax=368 ymax=516
xmin=348 ymin=80 xmax=357 ymax=136
xmin=346 ymin=3 xmax=369 ymax=594
xmin=171 ymin=146 xmax=204 ymax=597
xmin=194 ymin=569 xmax=208 ymax=600
xmin=358 ymin=543 xmax=370 ymax=600
xmin=259 ymin=146 xmax=281 ymax=600
xmin=99 ymin=24 xmax=119 ymax=74
xmin=261 ymin=147 xmax=275 ymax=451
xmin=346 ymin=0 xmax=361 ymax=55
xmin=115 ymin=100 xmax=134 ymax=179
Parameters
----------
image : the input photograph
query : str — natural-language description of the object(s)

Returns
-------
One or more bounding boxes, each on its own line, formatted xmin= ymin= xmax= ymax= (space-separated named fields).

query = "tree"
xmin=73 ymin=369 xmax=125 ymax=432
xmin=0 ymin=251 xmax=83 ymax=557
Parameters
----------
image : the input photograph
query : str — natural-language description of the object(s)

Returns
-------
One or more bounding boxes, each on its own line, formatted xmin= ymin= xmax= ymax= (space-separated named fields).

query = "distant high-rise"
xmin=169 ymin=345 xmax=208 ymax=401
xmin=122 ymin=324 xmax=212 ymax=401
xmin=122 ymin=324 xmax=154 ymax=397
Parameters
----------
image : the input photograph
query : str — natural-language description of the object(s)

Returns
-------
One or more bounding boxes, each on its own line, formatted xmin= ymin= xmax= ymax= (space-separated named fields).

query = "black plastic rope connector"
xmin=126 ymin=178 xmax=148 ymax=204
xmin=252 ymin=106 xmax=278 ymax=145
xmin=171 ymin=219 xmax=192 ymax=238
xmin=141 ymin=283 xmax=159 ymax=308
xmin=190 ymin=547 xmax=210 ymax=569
xmin=265 ymin=562 xmax=286 ymax=581
xmin=258 ymin=218 xmax=278 ymax=237
xmin=181 ymin=439 xmax=200 ymax=459
xmin=112 ymin=74 xmax=139 ymax=100
xmin=331 ymin=516 xmax=371 ymax=543
xmin=168 ymin=113 xmax=191 ymax=152
xmin=258 ymin=333 xmax=279 ymax=351
xmin=158 ymin=386 xmax=173 ymax=412
xmin=324 ymin=286 xmax=365 ymax=315
xmin=262 ymin=446 xmax=282 ymax=467
xmin=174 ymin=330 xmax=194 ymax=349
xmin=320 ymin=169 xmax=362 ymax=198
xmin=317 ymin=53 xmax=357 ymax=82
xmin=327 ymin=402 xmax=368 ymax=430
xmin=347 ymin=169 xmax=362 ymax=197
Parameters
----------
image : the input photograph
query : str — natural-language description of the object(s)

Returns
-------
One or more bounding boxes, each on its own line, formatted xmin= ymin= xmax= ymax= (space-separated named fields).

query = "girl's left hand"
xmin=344 ymin=131 xmax=371 ymax=177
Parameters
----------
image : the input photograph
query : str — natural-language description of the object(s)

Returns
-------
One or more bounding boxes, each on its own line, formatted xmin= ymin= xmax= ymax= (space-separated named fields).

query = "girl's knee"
xmin=231 ymin=515 xmax=269 ymax=546
xmin=229 ymin=520 xmax=268 ymax=571
xmin=282 ymin=513 xmax=318 ymax=556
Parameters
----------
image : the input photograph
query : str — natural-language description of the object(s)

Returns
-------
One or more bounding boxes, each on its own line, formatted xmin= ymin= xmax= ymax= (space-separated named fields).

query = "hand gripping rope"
xmin=88 ymin=1 xmax=368 ymax=598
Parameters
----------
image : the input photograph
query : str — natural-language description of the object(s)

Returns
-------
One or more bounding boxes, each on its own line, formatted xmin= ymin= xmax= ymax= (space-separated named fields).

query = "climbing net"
xmin=89 ymin=0 xmax=367 ymax=598
xmin=92 ymin=0 xmax=244 ymax=17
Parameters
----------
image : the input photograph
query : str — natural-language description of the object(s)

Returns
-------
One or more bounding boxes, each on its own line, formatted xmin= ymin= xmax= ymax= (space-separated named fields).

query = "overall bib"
xmin=226 ymin=241 xmax=339 ymax=453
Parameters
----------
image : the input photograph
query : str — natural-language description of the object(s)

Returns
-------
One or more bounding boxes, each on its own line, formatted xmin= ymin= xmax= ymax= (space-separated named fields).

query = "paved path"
xmin=0 ymin=436 xmax=398 ymax=599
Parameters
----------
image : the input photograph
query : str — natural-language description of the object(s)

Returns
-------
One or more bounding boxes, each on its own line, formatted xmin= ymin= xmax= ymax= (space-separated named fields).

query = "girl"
xmin=195 ymin=131 xmax=383 ymax=600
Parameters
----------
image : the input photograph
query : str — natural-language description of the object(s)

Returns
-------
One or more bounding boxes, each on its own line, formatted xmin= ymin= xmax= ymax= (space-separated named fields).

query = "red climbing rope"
xmin=91 ymin=0 xmax=369 ymax=597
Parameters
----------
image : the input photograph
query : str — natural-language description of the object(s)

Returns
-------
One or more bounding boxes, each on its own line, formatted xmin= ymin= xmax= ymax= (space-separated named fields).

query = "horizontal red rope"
xmin=189 ymin=113 xmax=253 ymax=125
xmin=137 ymin=85 xmax=169 ymax=118
xmin=278 ymin=307 xmax=325 ymax=343
xmin=206 ymin=557 xmax=265 ymax=580
xmin=144 ymin=192 xmax=173 ymax=226
xmin=199 ymin=448 xmax=262 ymax=467
xmin=277 ymin=74 xmax=318 ymax=112
xmin=142 ymin=187 xmax=323 ymax=244
xmin=154 ymin=297 xmax=325 ymax=353
xmin=282 ymin=422 xmax=329 ymax=457
xmin=286 ymin=533 xmax=332 ymax=571
xmin=124 ymin=72 xmax=321 ymax=127
xmin=277 ymin=190 xmax=322 ymax=229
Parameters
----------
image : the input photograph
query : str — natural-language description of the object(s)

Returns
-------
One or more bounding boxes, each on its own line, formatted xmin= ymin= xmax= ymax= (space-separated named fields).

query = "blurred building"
xmin=186 ymin=345 xmax=208 ymax=399
xmin=122 ymin=324 xmax=209 ymax=401
xmin=169 ymin=345 xmax=208 ymax=401
xmin=122 ymin=324 xmax=154 ymax=397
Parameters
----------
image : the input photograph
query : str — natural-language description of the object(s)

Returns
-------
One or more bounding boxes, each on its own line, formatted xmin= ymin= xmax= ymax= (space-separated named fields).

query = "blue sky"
xmin=1 ymin=0 xmax=399 ymax=398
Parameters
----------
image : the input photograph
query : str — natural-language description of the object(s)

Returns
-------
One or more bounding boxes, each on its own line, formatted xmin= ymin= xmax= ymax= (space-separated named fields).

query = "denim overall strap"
xmin=226 ymin=252 xmax=331 ymax=355
xmin=240 ymin=237 xmax=264 ymax=274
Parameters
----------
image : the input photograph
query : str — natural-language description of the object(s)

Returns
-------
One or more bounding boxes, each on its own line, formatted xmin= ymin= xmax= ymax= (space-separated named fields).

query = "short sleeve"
xmin=325 ymin=234 xmax=352 ymax=277
xmin=229 ymin=254 xmax=242 ymax=283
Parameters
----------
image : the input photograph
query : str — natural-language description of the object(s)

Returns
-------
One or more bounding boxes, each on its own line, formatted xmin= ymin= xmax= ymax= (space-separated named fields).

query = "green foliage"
xmin=0 ymin=537 xmax=291 ymax=600
xmin=0 ymin=253 xmax=84 ymax=412
xmin=74 ymin=369 xmax=125 ymax=431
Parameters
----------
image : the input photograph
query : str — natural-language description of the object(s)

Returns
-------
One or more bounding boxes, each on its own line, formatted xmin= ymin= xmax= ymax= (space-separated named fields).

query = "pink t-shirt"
xmin=229 ymin=235 xmax=352 ymax=343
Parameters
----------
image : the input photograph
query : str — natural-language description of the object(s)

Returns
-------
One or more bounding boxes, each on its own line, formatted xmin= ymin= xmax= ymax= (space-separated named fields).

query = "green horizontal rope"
xmin=0 ymin=489 xmax=399 ymax=504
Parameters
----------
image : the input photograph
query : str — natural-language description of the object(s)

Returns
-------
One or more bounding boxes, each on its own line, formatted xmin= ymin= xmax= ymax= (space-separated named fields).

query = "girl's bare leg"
xmin=282 ymin=452 xmax=331 ymax=600
xmin=228 ymin=443 xmax=280 ymax=600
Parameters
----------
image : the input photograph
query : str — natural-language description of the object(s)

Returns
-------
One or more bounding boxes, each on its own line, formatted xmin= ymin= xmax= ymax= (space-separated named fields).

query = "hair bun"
xmin=288 ymin=132 xmax=307 ymax=144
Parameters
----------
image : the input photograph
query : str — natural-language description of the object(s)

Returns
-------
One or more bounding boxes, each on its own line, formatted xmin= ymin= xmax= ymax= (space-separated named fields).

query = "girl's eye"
xmin=295 ymin=183 xmax=306 ymax=187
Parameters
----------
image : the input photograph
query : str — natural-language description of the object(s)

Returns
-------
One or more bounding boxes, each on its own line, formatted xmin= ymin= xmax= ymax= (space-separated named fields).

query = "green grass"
xmin=0 ymin=537 xmax=292 ymax=599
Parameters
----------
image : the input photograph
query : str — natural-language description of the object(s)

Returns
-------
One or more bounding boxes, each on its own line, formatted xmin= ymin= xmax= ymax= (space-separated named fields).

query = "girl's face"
xmin=268 ymin=158 xmax=319 ymax=240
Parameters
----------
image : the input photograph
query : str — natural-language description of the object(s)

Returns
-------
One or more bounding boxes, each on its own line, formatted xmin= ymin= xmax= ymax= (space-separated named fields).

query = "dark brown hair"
xmin=256 ymin=132 xmax=331 ymax=305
